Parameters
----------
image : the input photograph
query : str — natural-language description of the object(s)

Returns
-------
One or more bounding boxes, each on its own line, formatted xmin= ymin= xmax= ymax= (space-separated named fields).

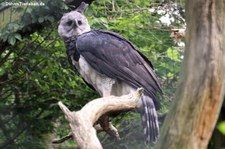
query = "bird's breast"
xmin=70 ymin=55 xmax=135 ymax=97
xmin=70 ymin=55 xmax=116 ymax=96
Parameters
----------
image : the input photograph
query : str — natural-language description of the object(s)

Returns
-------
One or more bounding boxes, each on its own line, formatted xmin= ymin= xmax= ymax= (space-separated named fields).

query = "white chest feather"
xmin=71 ymin=55 xmax=135 ymax=97
xmin=71 ymin=56 xmax=114 ymax=96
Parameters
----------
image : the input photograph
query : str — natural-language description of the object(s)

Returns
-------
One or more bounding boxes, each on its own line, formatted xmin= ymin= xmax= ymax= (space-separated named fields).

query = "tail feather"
xmin=138 ymin=95 xmax=159 ymax=144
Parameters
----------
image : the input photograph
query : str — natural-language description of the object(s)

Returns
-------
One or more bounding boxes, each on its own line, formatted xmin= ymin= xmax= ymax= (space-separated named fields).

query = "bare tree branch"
xmin=52 ymin=133 xmax=73 ymax=144
xmin=58 ymin=88 xmax=143 ymax=149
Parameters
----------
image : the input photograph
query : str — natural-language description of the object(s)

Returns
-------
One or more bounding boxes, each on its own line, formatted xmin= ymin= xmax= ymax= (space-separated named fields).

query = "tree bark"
xmin=156 ymin=0 xmax=225 ymax=149
xmin=58 ymin=88 xmax=143 ymax=149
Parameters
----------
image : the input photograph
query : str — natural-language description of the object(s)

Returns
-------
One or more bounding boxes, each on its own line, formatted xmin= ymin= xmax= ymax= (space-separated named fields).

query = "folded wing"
xmin=76 ymin=30 xmax=162 ymax=109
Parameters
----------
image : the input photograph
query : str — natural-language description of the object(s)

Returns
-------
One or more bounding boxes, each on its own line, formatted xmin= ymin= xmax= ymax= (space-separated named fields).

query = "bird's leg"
xmin=96 ymin=86 xmax=120 ymax=139
xmin=97 ymin=114 xmax=120 ymax=140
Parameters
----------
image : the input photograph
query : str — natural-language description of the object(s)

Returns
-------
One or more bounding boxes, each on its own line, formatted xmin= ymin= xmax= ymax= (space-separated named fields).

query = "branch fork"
xmin=54 ymin=88 xmax=143 ymax=149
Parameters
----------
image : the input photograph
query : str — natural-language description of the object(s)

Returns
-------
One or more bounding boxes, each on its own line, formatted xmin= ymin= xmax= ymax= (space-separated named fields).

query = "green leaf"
xmin=166 ymin=48 xmax=181 ymax=62
xmin=8 ymin=23 xmax=20 ymax=31
xmin=38 ymin=17 xmax=45 ymax=23
xmin=167 ymin=72 xmax=174 ymax=78
xmin=14 ymin=33 xmax=22 ymax=41
xmin=217 ymin=121 xmax=225 ymax=135
xmin=0 ymin=68 xmax=5 ymax=76
xmin=8 ymin=35 xmax=16 ymax=45
xmin=45 ymin=16 xmax=55 ymax=22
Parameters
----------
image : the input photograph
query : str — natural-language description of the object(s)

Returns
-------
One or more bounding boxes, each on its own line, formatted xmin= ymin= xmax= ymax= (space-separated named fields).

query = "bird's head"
xmin=58 ymin=2 xmax=90 ymax=40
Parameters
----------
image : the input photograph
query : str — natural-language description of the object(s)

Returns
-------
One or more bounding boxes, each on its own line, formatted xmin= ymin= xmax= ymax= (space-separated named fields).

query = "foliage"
xmin=0 ymin=0 xmax=68 ymax=45
xmin=218 ymin=121 xmax=225 ymax=135
xmin=0 ymin=0 xmax=185 ymax=148
xmin=0 ymin=1 xmax=96 ymax=148
xmin=0 ymin=24 xmax=98 ymax=148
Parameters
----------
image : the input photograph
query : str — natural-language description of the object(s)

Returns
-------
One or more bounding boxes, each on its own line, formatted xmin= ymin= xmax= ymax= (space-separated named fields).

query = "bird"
xmin=58 ymin=2 xmax=162 ymax=143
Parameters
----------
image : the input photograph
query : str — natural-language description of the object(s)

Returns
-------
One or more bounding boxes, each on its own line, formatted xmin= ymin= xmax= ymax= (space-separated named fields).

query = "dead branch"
xmin=52 ymin=132 xmax=72 ymax=144
xmin=57 ymin=88 xmax=143 ymax=149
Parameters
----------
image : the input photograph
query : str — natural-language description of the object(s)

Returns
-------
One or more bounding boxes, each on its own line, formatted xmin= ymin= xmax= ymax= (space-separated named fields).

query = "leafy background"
xmin=0 ymin=0 xmax=224 ymax=149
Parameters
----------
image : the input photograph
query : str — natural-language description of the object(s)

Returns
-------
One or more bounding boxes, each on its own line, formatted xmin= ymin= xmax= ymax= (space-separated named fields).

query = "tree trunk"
xmin=156 ymin=0 xmax=225 ymax=149
xmin=210 ymin=100 xmax=225 ymax=149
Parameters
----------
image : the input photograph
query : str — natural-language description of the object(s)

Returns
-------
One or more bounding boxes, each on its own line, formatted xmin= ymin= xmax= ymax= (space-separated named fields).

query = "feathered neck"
xmin=63 ymin=36 xmax=78 ymax=49
xmin=64 ymin=36 xmax=77 ymax=44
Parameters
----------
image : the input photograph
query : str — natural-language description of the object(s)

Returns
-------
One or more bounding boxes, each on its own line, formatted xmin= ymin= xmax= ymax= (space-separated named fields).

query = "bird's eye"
xmin=77 ymin=20 xmax=82 ymax=25
xmin=66 ymin=20 xmax=73 ymax=26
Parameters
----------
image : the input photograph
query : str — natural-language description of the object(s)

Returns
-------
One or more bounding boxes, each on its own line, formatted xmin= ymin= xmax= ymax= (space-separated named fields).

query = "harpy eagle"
xmin=58 ymin=2 xmax=162 ymax=143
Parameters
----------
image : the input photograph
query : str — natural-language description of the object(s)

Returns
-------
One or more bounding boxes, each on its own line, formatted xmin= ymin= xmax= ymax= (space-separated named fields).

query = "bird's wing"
xmin=76 ymin=30 xmax=162 ymax=108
